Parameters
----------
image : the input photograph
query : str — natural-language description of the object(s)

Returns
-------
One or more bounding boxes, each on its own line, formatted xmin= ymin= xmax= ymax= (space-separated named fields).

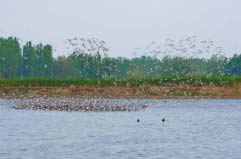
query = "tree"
xmin=34 ymin=44 xmax=44 ymax=76
xmin=33 ymin=43 xmax=53 ymax=77
xmin=225 ymin=54 xmax=241 ymax=75
xmin=0 ymin=37 xmax=21 ymax=78
xmin=53 ymin=56 xmax=79 ymax=77
xmin=22 ymin=41 xmax=36 ymax=77
xmin=160 ymin=56 xmax=193 ymax=76
xmin=206 ymin=55 xmax=226 ymax=76
xmin=42 ymin=44 xmax=53 ymax=77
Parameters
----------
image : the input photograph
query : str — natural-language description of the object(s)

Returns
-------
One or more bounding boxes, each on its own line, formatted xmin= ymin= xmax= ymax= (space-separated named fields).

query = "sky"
xmin=0 ymin=0 xmax=241 ymax=58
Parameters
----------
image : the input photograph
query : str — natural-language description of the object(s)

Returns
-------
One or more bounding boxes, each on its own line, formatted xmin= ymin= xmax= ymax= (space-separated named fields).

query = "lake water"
xmin=0 ymin=99 xmax=241 ymax=159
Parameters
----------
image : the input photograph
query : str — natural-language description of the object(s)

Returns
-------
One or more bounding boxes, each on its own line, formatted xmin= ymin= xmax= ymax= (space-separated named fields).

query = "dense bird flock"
xmin=11 ymin=98 xmax=149 ymax=112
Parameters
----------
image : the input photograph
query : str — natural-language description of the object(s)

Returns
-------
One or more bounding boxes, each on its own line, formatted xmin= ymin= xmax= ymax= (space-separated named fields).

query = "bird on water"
xmin=162 ymin=118 xmax=165 ymax=122
xmin=137 ymin=118 xmax=140 ymax=122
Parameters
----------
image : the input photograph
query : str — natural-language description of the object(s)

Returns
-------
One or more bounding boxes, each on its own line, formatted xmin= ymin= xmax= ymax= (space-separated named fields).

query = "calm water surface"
xmin=0 ymin=99 xmax=241 ymax=159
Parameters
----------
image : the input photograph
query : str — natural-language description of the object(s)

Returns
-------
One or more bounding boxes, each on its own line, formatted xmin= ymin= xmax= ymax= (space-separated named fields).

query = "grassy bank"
xmin=1 ymin=76 xmax=241 ymax=87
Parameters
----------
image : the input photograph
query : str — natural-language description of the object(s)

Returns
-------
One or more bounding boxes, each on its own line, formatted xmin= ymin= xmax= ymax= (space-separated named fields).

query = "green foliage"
xmin=42 ymin=44 xmax=53 ymax=77
xmin=34 ymin=44 xmax=53 ymax=77
xmin=53 ymin=56 xmax=79 ymax=77
xmin=0 ymin=37 xmax=21 ymax=78
xmin=207 ymin=55 xmax=226 ymax=76
xmin=0 ymin=37 xmax=54 ymax=78
xmin=0 ymin=36 xmax=241 ymax=79
xmin=22 ymin=41 xmax=36 ymax=77
xmin=0 ymin=76 xmax=240 ymax=87
xmin=225 ymin=54 xmax=241 ymax=75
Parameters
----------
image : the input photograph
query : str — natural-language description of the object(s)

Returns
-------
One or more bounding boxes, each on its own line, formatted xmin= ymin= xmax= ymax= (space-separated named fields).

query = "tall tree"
xmin=53 ymin=56 xmax=79 ymax=77
xmin=42 ymin=44 xmax=53 ymax=77
xmin=33 ymin=44 xmax=53 ymax=77
xmin=0 ymin=37 xmax=21 ymax=78
xmin=225 ymin=54 xmax=241 ymax=75
xmin=207 ymin=55 xmax=226 ymax=76
xmin=34 ymin=44 xmax=44 ymax=76
xmin=22 ymin=41 xmax=36 ymax=77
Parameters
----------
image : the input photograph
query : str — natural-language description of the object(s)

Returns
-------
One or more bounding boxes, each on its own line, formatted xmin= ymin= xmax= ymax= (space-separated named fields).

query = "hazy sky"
xmin=0 ymin=0 xmax=241 ymax=57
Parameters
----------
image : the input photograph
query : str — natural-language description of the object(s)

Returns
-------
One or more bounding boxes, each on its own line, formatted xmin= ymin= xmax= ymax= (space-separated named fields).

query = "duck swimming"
xmin=162 ymin=118 xmax=165 ymax=122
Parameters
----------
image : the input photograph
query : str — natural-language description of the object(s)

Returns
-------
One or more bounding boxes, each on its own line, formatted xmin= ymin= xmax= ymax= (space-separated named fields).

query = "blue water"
xmin=0 ymin=99 xmax=241 ymax=159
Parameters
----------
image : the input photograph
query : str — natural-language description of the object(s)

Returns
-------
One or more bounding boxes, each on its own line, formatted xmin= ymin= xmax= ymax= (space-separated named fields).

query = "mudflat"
xmin=1 ymin=84 xmax=241 ymax=99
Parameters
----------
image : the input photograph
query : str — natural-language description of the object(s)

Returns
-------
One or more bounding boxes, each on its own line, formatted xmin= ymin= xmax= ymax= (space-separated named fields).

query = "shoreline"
xmin=1 ymin=85 xmax=241 ymax=99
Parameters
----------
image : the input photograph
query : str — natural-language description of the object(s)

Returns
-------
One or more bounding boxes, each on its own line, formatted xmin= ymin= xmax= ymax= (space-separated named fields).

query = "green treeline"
xmin=0 ymin=37 xmax=53 ymax=78
xmin=1 ymin=37 xmax=241 ymax=79
xmin=1 ymin=76 xmax=241 ymax=87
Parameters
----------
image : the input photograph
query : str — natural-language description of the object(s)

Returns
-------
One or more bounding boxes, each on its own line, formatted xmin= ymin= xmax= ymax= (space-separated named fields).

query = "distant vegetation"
xmin=1 ymin=36 xmax=241 ymax=79
xmin=1 ymin=76 xmax=241 ymax=87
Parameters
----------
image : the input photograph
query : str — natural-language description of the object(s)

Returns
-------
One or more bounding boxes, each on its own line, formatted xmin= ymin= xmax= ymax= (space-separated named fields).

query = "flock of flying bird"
xmin=61 ymin=35 xmax=225 ymax=62
xmin=17 ymin=35 xmax=225 ymax=60
xmin=132 ymin=35 xmax=224 ymax=59
xmin=64 ymin=37 xmax=109 ymax=56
